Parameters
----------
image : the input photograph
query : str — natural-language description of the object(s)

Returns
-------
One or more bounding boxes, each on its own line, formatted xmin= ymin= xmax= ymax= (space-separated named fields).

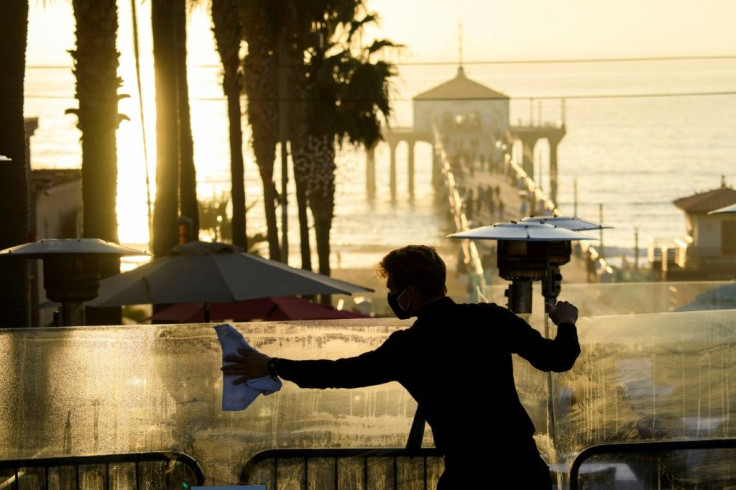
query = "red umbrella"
xmin=150 ymin=296 xmax=370 ymax=323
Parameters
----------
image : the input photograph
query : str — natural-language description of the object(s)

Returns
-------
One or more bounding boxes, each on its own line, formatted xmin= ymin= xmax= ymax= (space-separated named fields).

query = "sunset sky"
xmin=364 ymin=0 xmax=736 ymax=61
xmin=27 ymin=0 xmax=736 ymax=67
xmin=23 ymin=0 xmax=736 ymax=250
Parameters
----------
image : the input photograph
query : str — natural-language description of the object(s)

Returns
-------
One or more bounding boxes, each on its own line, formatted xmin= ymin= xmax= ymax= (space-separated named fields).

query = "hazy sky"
xmin=27 ymin=0 xmax=736 ymax=67
xmin=364 ymin=0 xmax=736 ymax=61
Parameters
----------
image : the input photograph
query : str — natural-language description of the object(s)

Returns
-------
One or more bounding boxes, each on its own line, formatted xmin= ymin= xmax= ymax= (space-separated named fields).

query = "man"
xmin=223 ymin=245 xmax=580 ymax=489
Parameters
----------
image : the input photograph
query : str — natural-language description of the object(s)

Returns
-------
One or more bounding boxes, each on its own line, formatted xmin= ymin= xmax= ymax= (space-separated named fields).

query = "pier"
xmin=372 ymin=122 xmax=612 ymax=303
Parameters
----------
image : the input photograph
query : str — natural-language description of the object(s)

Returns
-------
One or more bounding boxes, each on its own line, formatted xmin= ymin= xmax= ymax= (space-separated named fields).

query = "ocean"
xmin=24 ymin=50 xmax=736 ymax=270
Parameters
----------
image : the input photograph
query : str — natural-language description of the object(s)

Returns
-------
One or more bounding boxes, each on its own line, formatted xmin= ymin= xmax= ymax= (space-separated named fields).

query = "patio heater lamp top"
xmin=448 ymin=219 xmax=604 ymax=314
xmin=0 ymin=238 xmax=148 ymax=326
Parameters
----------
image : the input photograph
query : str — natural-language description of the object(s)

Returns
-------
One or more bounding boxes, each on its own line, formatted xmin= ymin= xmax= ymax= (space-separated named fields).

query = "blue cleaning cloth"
xmin=214 ymin=323 xmax=282 ymax=411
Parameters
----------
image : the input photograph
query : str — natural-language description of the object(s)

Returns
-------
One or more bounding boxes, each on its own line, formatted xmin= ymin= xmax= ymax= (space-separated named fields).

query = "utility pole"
xmin=634 ymin=227 xmax=640 ymax=275
xmin=599 ymin=203 xmax=605 ymax=258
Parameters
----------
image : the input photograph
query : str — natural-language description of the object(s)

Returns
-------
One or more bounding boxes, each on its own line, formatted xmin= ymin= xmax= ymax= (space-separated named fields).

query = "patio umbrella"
xmin=150 ymin=296 xmax=370 ymax=323
xmin=709 ymin=203 xmax=736 ymax=214
xmin=86 ymin=241 xmax=374 ymax=321
xmin=675 ymin=283 xmax=736 ymax=311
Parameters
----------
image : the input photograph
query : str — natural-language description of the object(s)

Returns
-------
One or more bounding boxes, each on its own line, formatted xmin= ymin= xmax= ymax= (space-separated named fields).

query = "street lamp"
xmin=0 ymin=238 xmax=148 ymax=326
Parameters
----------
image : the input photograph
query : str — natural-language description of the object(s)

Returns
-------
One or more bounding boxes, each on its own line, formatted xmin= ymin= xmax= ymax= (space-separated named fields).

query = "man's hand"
xmin=222 ymin=348 xmax=271 ymax=385
xmin=548 ymin=300 xmax=578 ymax=326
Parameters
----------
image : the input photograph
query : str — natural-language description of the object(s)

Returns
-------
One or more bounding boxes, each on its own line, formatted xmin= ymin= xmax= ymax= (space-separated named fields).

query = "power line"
xmin=25 ymin=90 xmax=736 ymax=102
xmin=26 ymin=53 xmax=736 ymax=70
xmin=390 ymin=54 xmax=736 ymax=66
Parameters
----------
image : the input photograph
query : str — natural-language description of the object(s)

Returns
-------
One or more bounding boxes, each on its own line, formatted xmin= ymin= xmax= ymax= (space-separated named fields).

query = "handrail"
xmin=241 ymin=447 xmax=443 ymax=490
xmin=569 ymin=438 xmax=736 ymax=490
xmin=0 ymin=451 xmax=205 ymax=489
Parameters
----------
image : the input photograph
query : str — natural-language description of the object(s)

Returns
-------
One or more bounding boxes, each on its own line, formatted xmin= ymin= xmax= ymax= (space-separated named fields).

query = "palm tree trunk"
xmin=241 ymin=0 xmax=280 ymax=260
xmin=0 ymin=0 xmax=31 ymax=327
xmin=152 ymin=0 xmax=181 ymax=258
xmin=306 ymin=135 xmax=336 ymax=304
xmin=175 ymin=0 xmax=199 ymax=242
xmin=71 ymin=0 xmax=121 ymax=244
xmin=285 ymin=30 xmax=312 ymax=270
xmin=212 ymin=0 xmax=247 ymax=249
xmin=70 ymin=0 xmax=123 ymax=325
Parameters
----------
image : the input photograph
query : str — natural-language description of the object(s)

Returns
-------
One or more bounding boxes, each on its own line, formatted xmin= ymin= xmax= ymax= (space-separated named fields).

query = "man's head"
xmin=377 ymin=245 xmax=447 ymax=303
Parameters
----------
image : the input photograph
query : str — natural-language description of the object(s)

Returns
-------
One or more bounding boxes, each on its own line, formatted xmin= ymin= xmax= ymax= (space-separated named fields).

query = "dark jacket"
xmin=276 ymin=296 xmax=580 ymax=456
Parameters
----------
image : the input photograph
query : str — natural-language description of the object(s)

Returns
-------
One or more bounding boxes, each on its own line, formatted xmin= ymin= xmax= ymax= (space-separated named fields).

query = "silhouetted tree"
xmin=240 ymin=0 xmax=281 ymax=260
xmin=151 ymin=0 xmax=181 ymax=258
xmin=304 ymin=8 xmax=399 ymax=292
xmin=0 ymin=0 xmax=31 ymax=327
xmin=211 ymin=0 xmax=248 ymax=248
xmin=68 ymin=0 xmax=125 ymax=324
xmin=176 ymin=0 xmax=199 ymax=242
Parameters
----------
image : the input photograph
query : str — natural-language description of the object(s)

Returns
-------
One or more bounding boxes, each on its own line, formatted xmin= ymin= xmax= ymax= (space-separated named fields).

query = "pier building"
xmin=378 ymin=64 xmax=566 ymax=204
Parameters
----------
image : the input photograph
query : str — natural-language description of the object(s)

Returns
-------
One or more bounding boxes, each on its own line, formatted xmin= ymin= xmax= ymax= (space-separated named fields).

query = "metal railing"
xmin=240 ymin=447 xmax=444 ymax=490
xmin=569 ymin=438 xmax=736 ymax=490
xmin=0 ymin=451 xmax=205 ymax=489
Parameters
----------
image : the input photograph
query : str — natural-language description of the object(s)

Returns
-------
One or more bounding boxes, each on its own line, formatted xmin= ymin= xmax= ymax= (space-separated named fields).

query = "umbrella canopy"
xmin=675 ymin=283 xmax=736 ymax=311
xmin=0 ymin=238 xmax=147 ymax=258
xmin=150 ymin=296 xmax=370 ymax=323
xmin=709 ymin=203 xmax=736 ymax=214
xmin=448 ymin=221 xmax=597 ymax=242
xmin=86 ymin=241 xmax=373 ymax=308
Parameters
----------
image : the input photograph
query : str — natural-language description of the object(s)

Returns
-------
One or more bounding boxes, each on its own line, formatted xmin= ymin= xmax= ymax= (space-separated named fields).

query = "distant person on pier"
xmin=586 ymin=249 xmax=598 ymax=283
xmin=223 ymin=245 xmax=581 ymax=489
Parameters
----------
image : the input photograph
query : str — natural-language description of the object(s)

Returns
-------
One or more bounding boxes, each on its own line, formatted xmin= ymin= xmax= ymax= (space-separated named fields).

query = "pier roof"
xmin=414 ymin=66 xmax=509 ymax=101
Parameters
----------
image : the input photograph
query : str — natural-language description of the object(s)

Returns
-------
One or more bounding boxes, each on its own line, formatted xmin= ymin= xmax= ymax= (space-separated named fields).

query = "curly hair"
xmin=376 ymin=245 xmax=447 ymax=299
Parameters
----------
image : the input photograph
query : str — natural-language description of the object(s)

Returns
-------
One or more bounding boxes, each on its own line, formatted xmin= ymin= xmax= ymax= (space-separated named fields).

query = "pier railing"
xmin=432 ymin=125 xmax=616 ymax=292
xmin=433 ymin=126 xmax=488 ymax=302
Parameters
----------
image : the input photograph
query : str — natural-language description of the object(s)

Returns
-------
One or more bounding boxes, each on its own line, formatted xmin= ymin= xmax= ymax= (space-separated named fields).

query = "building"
xmin=655 ymin=177 xmax=736 ymax=281
xmin=413 ymin=65 xmax=509 ymax=164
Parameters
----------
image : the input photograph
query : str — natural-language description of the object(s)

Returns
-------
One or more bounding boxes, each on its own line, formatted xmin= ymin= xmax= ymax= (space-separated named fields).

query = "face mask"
xmin=387 ymin=288 xmax=412 ymax=320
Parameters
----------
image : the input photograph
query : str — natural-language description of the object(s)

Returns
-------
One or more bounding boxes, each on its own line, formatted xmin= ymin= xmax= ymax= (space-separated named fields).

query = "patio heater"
xmin=0 ymin=238 xmax=148 ymax=326
xmin=448 ymin=217 xmax=608 ymax=450
xmin=448 ymin=218 xmax=604 ymax=314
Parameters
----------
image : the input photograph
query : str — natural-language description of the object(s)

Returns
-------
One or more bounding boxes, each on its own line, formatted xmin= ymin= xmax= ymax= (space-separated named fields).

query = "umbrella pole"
xmin=204 ymin=302 xmax=211 ymax=323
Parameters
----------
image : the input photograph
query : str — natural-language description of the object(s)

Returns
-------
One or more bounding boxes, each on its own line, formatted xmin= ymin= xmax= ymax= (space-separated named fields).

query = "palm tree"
xmin=150 ymin=0 xmax=200 ymax=256
xmin=285 ymin=27 xmax=314 ymax=271
xmin=240 ymin=0 xmax=281 ymax=260
xmin=281 ymin=0 xmax=398 ymax=279
xmin=304 ymin=10 xmax=399 ymax=286
xmin=151 ymin=0 xmax=182 ymax=258
xmin=211 ymin=0 xmax=247 ymax=249
xmin=0 ymin=0 xmax=31 ymax=327
xmin=237 ymin=0 xmax=398 ymax=279
xmin=176 ymin=1 xmax=200 ymax=242
xmin=68 ymin=0 xmax=125 ymax=325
